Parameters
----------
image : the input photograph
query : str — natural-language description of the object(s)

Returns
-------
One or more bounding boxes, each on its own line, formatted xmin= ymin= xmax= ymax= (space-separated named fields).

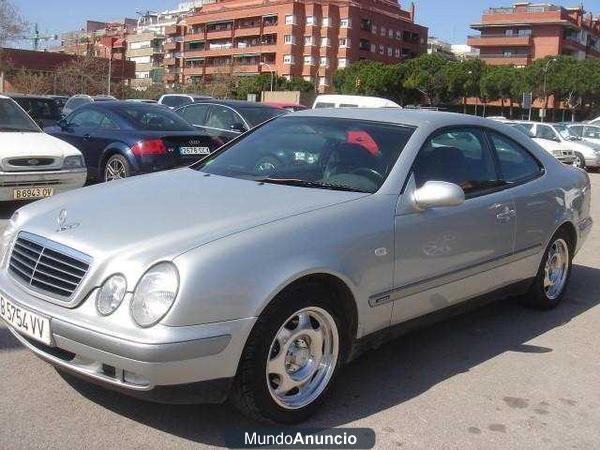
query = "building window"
xmin=319 ymin=76 xmax=329 ymax=87
xmin=387 ymin=47 xmax=393 ymax=56
xmin=338 ymin=57 xmax=348 ymax=68
xmin=340 ymin=18 xmax=351 ymax=28
xmin=339 ymin=38 xmax=350 ymax=48
xmin=320 ymin=56 xmax=329 ymax=67
xmin=359 ymin=39 xmax=370 ymax=51
xmin=304 ymin=55 xmax=315 ymax=65
xmin=371 ymin=43 xmax=376 ymax=52
xmin=304 ymin=35 xmax=314 ymax=46
xmin=379 ymin=44 xmax=384 ymax=55
xmin=388 ymin=29 xmax=394 ymax=38
xmin=303 ymin=75 xmax=312 ymax=82
xmin=380 ymin=26 xmax=386 ymax=37
xmin=518 ymin=29 xmax=532 ymax=36
xmin=321 ymin=37 xmax=331 ymax=47
xmin=395 ymin=48 xmax=401 ymax=58
xmin=395 ymin=30 xmax=402 ymax=40
xmin=285 ymin=15 xmax=296 ymax=25
xmin=360 ymin=19 xmax=372 ymax=32
xmin=284 ymin=54 xmax=294 ymax=64
xmin=322 ymin=17 xmax=330 ymax=27
xmin=284 ymin=34 xmax=295 ymax=44
xmin=306 ymin=16 xmax=317 ymax=26
xmin=372 ymin=24 xmax=377 ymax=35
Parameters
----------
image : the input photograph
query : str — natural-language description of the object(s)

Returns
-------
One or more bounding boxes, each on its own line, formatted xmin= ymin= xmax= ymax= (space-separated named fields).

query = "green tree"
xmin=445 ymin=59 xmax=485 ymax=113
xmin=403 ymin=54 xmax=450 ymax=106
xmin=480 ymin=65 xmax=516 ymax=117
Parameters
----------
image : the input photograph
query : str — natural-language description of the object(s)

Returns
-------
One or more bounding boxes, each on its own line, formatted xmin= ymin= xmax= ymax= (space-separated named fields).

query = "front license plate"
xmin=0 ymin=295 xmax=52 ymax=346
xmin=180 ymin=146 xmax=211 ymax=156
xmin=13 ymin=187 xmax=54 ymax=200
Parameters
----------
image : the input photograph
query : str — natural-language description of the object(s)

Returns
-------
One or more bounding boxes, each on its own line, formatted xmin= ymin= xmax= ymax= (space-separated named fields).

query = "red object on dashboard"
xmin=346 ymin=130 xmax=379 ymax=156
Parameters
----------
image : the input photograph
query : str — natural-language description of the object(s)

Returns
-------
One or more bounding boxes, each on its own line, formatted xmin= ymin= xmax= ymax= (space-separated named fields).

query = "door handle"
xmin=494 ymin=205 xmax=516 ymax=222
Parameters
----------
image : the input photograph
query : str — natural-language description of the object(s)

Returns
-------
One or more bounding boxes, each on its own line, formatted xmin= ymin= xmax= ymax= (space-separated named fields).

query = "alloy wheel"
xmin=544 ymin=238 xmax=569 ymax=300
xmin=266 ymin=306 xmax=339 ymax=410
xmin=105 ymin=159 xmax=127 ymax=181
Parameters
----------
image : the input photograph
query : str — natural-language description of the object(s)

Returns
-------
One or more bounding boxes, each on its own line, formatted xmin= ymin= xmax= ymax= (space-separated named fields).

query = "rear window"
xmin=162 ymin=96 xmax=192 ymax=108
xmin=0 ymin=98 xmax=40 ymax=132
xmin=314 ymin=102 xmax=336 ymax=109
xmin=118 ymin=106 xmax=196 ymax=131
xmin=239 ymin=106 xmax=287 ymax=127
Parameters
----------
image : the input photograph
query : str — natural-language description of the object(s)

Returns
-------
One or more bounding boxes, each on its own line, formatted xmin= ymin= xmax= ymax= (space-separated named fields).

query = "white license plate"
xmin=13 ymin=187 xmax=54 ymax=200
xmin=0 ymin=294 xmax=52 ymax=346
xmin=180 ymin=146 xmax=211 ymax=156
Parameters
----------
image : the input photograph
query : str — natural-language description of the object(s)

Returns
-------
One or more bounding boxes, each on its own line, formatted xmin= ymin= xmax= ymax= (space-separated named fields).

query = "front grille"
xmin=8 ymin=157 xmax=55 ymax=167
xmin=8 ymin=232 xmax=91 ymax=300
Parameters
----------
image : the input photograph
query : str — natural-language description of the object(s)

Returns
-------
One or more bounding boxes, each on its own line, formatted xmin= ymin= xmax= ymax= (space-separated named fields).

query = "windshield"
xmin=239 ymin=106 xmax=287 ymax=127
xmin=554 ymin=124 xmax=580 ymax=140
xmin=0 ymin=98 xmax=41 ymax=132
xmin=117 ymin=105 xmax=196 ymax=131
xmin=195 ymin=116 xmax=415 ymax=193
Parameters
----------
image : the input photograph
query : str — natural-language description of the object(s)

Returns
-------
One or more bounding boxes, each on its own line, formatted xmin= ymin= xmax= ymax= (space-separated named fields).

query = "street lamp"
xmin=260 ymin=62 xmax=275 ymax=92
xmin=541 ymin=57 xmax=557 ymax=123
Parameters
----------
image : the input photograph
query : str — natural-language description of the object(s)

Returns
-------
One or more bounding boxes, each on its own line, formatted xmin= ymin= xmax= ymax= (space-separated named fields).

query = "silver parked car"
xmin=0 ymin=110 xmax=593 ymax=423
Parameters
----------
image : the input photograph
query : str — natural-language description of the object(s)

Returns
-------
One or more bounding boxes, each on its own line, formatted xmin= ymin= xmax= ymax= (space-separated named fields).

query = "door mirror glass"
xmin=414 ymin=181 xmax=465 ymax=209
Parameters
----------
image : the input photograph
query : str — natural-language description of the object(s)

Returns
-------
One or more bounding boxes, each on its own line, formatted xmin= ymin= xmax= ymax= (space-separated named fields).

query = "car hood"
xmin=17 ymin=168 xmax=366 ymax=266
xmin=0 ymin=132 xmax=81 ymax=160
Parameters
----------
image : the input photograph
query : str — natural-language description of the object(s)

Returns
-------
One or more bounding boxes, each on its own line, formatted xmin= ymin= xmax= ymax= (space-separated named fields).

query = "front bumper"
xmin=0 ymin=271 xmax=255 ymax=403
xmin=584 ymin=155 xmax=600 ymax=168
xmin=0 ymin=168 xmax=87 ymax=201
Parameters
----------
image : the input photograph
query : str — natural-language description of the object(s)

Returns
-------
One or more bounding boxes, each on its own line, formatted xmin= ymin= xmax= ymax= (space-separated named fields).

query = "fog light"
xmin=123 ymin=370 xmax=150 ymax=386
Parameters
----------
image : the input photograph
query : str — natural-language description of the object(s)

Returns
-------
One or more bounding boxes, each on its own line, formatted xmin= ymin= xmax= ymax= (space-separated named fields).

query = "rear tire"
xmin=231 ymin=282 xmax=345 ymax=424
xmin=520 ymin=229 xmax=573 ymax=310
xmin=103 ymin=154 xmax=130 ymax=182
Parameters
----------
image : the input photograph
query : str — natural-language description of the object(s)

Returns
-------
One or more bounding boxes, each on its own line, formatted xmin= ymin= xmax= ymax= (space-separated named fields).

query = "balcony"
xmin=235 ymin=63 xmax=260 ymax=74
xmin=163 ymin=57 xmax=176 ymax=66
xmin=164 ymin=73 xmax=178 ymax=82
xmin=185 ymin=33 xmax=205 ymax=43
xmin=479 ymin=53 xmax=532 ymax=65
xmin=183 ymin=66 xmax=204 ymax=76
xmin=467 ymin=34 xmax=532 ymax=47
xmin=165 ymin=41 xmax=179 ymax=51
xmin=235 ymin=26 xmax=262 ymax=37
xmin=204 ymin=65 xmax=232 ymax=75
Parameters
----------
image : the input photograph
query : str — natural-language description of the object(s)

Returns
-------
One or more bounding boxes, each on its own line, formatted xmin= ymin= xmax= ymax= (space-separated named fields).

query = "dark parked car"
xmin=175 ymin=100 xmax=287 ymax=148
xmin=7 ymin=94 xmax=63 ymax=128
xmin=45 ymin=102 xmax=217 ymax=182
xmin=63 ymin=94 xmax=117 ymax=116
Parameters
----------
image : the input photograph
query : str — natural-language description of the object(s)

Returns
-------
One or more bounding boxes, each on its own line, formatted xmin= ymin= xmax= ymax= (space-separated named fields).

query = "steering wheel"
xmin=351 ymin=167 xmax=384 ymax=184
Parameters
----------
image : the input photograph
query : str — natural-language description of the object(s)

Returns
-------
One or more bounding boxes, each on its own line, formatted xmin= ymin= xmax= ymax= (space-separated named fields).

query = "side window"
xmin=68 ymin=110 xmax=105 ymax=128
xmin=206 ymin=106 xmax=242 ymax=130
xmin=99 ymin=115 xmax=119 ymax=130
xmin=569 ymin=126 xmax=583 ymax=138
xmin=535 ymin=125 xmax=557 ymax=140
xmin=181 ymin=104 xmax=210 ymax=125
xmin=584 ymin=127 xmax=600 ymax=139
xmin=488 ymin=131 xmax=542 ymax=183
xmin=413 ymin=128 xmax=498 ymax=196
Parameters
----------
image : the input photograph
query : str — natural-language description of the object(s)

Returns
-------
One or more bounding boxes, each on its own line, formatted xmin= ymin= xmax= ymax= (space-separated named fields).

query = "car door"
xmin=179 ymin=103 xmax=211 ymax=133
xmin=390 ymin=127 xmax=516 ymax=324
xmin=486 ymin=130 xmax=549 ymax=279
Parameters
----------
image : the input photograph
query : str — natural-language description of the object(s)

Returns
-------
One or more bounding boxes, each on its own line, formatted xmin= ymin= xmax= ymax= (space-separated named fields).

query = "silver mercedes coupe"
xmin=0 ymin=109 xmax=592 ymax=423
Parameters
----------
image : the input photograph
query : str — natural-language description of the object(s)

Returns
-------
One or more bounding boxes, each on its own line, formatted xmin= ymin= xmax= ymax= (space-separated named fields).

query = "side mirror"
xmin=414 ymin=181 xmax=465 ymax=210
xmin=230 ymin=122 xmax=247 ymax=133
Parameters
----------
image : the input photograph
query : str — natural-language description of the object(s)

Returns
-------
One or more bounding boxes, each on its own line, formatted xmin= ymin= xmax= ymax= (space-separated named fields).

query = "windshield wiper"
xmin=253 ymin=177 xmax=369 ymax=193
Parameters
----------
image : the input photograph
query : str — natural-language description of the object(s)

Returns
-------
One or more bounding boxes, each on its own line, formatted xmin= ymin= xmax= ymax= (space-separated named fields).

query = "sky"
xmin=14 ymin=0 xmax=600 ymax=49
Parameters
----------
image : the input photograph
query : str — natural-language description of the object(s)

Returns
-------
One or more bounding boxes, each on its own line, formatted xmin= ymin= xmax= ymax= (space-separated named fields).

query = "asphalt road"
xmin=1 ymin=175 xmax=600 ymax=449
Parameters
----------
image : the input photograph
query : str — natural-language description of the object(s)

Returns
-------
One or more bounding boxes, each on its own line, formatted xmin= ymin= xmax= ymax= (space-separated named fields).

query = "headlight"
xmin=130 ymin=262 xmax=179 ymax=327
xmin=63 ymin=155 xmax=85 ymax=169
xmin=96 ymin=274 xmax=127 ymax=316
xmin=0 ymin=211 xmax=19 ymax=264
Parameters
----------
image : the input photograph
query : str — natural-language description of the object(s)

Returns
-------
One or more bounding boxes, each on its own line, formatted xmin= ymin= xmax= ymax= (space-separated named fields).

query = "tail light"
xmin=131 ymin=139 xmax=167 ymax=156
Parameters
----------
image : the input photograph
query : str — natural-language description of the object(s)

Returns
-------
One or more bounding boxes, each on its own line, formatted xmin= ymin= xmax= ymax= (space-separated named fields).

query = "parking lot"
xmin=0 ymin=173 xmax=599 ymax=449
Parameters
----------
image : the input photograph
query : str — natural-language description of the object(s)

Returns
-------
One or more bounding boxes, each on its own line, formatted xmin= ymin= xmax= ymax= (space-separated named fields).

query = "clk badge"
xmin=57 ymin=209 xmax=80 ymax=232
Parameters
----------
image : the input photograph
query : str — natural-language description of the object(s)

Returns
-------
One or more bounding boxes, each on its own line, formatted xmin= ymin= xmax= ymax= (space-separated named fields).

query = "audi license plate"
xmin=180 ymin=146 xmax=211 ymax=156
xmin=13 ymin=187 xmax=54 ymax=200
xmin=0 ymin=294 xmax=52 ymax=346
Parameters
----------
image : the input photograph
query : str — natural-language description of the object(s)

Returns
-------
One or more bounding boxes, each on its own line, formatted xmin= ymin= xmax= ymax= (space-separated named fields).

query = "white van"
xmin=312 ymin=95 xmax=401 ymax=109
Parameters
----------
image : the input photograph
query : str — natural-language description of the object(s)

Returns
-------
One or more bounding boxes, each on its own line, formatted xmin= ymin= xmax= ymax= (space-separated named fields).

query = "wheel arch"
xmin=99 ymin=144 xmax=134 ymax=178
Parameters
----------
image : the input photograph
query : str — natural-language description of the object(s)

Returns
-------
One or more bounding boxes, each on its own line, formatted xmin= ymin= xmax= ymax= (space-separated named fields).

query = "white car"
xmin=157 ymin=94 xmax=213 ymax=109
xmin=312 ymin=94 xmax=401 ymax=109
xmin=512 ymin=122 xmax=584 ymax=166
xmin=0 ymin=96 xmax=87 ymax=202
xmin=567 ymin=123 xmax=600 ymax=150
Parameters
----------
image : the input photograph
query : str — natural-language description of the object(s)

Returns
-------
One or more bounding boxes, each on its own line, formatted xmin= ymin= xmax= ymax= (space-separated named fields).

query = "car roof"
xmin=6 ymin=93 xmax=58 ymax=100
xmin=289 ymin=108 xmax=508 ymax=128
xmin=193 ymin=99 xmax=282 ymax=109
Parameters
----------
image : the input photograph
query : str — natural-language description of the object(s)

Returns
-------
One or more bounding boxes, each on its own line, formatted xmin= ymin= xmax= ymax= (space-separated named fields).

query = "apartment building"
xmin=163 ymin=0 xmax=427 ymax=92
xmin=468 ymin=2 xmax=600 ymax=67
xmin=57 ymin=19 xmax=136 ymax=60
xmin=427 ymin=36 xmax=456 ymax=60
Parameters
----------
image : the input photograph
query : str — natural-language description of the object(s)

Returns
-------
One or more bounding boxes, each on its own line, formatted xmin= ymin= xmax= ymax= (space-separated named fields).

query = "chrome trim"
xmin=369 ymin=243 xmax=544 ymax=307
xmin=7 ymin=231 xmax=92 ymax=307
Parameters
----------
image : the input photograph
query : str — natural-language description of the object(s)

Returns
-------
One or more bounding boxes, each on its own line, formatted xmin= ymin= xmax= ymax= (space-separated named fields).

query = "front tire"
xmin=103 ymin=154 xmax=131 ymax=182
xmin=521 ymin=229 xmax=573 ymax=309
xmin=231 ymin=283 xmax=344 ymax=423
